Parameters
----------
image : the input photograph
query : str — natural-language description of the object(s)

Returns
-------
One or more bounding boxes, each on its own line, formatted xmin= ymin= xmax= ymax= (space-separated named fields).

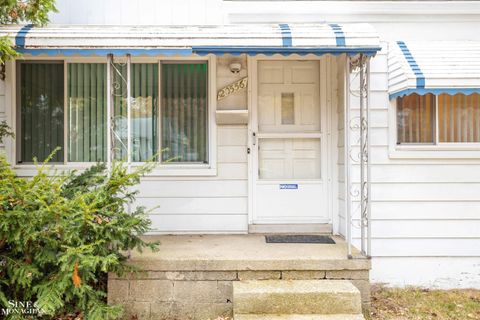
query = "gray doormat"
xmin=265 ymin=235 xmax=336 ymax=244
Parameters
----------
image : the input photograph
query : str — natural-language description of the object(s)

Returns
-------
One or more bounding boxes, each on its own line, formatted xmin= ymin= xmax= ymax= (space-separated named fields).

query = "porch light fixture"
xmin=229 ymin=62 xmax=242 ymax=74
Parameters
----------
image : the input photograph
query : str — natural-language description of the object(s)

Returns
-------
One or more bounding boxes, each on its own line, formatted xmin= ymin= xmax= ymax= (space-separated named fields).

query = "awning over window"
xmin=388 ymin=41 xmax=480 ymax=99
xmin=0 ymin=23 xmax=381 ymax=57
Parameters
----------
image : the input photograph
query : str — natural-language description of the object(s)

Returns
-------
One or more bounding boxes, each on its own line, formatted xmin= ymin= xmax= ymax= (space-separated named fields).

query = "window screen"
xmin=396 ymin=93 xmax=435 ymax=144
xmin=161 ymin=63 xmax=208 ymax=163
xmin=438 ymin=93 xmax=480 ymax=143
xmin=18 ymin=62 xmax=64 ymax=163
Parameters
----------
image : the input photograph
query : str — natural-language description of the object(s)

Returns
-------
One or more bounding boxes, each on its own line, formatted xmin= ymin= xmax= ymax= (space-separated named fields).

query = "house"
xmin=1 ymin=1 xmax=479 ymax=319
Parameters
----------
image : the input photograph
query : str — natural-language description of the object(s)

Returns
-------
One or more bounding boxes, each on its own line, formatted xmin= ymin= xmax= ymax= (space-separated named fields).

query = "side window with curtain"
xmin=438 ymin=93 xmax=480 ymax=143
xmin=17 ymin=62 xmax=64 ymax=163
xmin=396 ymin=92 xmax=480 ymax=145
xmin=67 ymin=63 xmax=107 ymax=162
xmin=396 ymin=93 xmax=435 ymax=144
xmin=161 ymin=62 xmax=208 ymax=163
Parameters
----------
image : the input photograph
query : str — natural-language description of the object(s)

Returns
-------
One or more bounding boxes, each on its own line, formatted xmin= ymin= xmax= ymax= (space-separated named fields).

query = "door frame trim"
xmin=247 ymin=55 xmax=338 ymax=231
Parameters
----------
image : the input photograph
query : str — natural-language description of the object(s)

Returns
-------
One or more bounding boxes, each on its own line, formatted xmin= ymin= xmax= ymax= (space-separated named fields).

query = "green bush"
xmin=0 ymin=154 xmax=158 ymax=319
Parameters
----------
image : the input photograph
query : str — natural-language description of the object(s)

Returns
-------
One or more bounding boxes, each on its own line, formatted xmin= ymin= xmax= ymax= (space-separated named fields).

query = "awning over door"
xmin=388 ymin=41 xmax=480 ymax=99
xmin=0 ymin=23 xmax=380 ymax=57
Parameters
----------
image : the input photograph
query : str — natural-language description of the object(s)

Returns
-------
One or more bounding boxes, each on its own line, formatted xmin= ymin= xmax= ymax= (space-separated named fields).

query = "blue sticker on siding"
xmin=280 ymin=184 xmax=298 ymax=190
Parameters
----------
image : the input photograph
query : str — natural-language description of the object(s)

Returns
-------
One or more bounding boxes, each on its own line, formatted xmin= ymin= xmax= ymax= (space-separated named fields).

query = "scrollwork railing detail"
xmin=346 ymin=54 xmax=371 ymax=257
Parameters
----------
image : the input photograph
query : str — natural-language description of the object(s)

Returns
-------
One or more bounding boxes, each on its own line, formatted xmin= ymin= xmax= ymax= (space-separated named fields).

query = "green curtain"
xmin=19 ymin=62 xmax=64 ymax=163
xmin=63 ymin=62 xmax=205 ymax=163
xmin=67 ymin=63 xmax=107 ymax=162
xmin=111 ymin=63 xmax=158 ymax=162
xmin=161 ymin=63 xmax=208 ymax=163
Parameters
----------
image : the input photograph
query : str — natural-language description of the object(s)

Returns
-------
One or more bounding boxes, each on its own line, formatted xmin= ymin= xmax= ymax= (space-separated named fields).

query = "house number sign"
xmin=217 ymin=77 xmax=248 ymax=100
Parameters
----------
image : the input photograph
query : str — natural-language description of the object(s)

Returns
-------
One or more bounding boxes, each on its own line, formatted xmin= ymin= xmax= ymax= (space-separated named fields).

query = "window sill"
xmin=390 ymin=144 xmax=480 ymax=159
xmin=12 ymin=163 xmax=217 ymax=177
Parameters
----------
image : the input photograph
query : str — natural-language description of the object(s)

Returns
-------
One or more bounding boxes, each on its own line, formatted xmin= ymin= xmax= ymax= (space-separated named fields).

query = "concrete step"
xmin=233 ymin=280 xmax=362 ymax=315
xmin=235 ymin=315 xmax=365 ymax=320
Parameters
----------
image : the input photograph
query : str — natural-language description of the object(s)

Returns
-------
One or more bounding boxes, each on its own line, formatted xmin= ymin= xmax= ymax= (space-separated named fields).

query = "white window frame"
xmin=8 ymin=55 xmax=217 ymax=177
xmin=388 ymin=95 xmax=480 ymax=159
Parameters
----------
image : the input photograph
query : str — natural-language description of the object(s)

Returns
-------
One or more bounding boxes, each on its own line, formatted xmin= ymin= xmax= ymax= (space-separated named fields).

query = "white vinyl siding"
xmin=372 ymin=258 xmax=480 ymax=289
xmin=135 ymin=126 xmax=248 ymax=233
xmin=132 ymin=56 xmax=249 ymax=233
xmin=351 ymin=42 xmax=480 ymax=288
xmin=336 ymin=57 xmax=347 ymax=237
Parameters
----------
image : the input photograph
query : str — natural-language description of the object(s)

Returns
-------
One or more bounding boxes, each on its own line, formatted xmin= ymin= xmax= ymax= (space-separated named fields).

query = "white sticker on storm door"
xmin=279 ymin=184 xmax=299 ymax=189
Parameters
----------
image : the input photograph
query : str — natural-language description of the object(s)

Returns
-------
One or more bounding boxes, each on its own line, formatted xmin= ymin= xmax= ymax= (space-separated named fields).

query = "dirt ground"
xmin=369 ymin=285 xmax=480 ymax=320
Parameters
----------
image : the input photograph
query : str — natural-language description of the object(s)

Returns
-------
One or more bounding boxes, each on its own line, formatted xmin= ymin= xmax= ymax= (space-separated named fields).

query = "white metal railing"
xmin=106 ymin=54 xmax=132 ymax=173
xmin=345 ymin=54 xmax=371 ymax=258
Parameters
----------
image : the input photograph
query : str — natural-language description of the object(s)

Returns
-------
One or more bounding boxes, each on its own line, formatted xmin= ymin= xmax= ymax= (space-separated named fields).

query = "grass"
xmin=369 ymin=285 xmax=480 ymax=320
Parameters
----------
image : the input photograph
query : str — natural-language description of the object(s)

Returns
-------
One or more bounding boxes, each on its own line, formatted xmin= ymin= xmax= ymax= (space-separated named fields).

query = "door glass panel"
xmin=259 ymin=138 xmax=321 ymax=180
xmin=281 ymin=92 xmax=295 ymax=125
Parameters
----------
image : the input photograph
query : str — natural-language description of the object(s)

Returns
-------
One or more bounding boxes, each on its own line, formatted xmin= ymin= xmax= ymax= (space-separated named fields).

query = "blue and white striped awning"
xmin=388 ymin=41 xmax=480 ymax=99
xmin=0 ymin=23 xmax=381 ymax=57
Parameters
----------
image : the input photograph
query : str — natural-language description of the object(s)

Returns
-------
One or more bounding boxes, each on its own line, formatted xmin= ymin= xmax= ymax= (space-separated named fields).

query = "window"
xmin=16 ymin=60 xmax=210 ymax=166
xmin=161 ymin=63 xmax=208 ymax=163
xmin=17 ymin=62 xmax=64 ymax=163
xmin=438 ymin=93 xmax=480 ymax=143
xmin=396 ymin=93 xmax=435 ymax=144
xmin=396 ymin=93 xmax=480 ymax=145
xmin=281 ymin=92 xmax=295 ymax=125
xmin=107 ymin=63 xmax=159 ymax=162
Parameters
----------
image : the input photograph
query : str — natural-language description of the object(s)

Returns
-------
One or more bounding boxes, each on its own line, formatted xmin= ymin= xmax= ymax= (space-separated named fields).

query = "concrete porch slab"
xmin=110 ymin=235 xmax=371 ymax=319
xmin=128 ymin=234 xmax=370 ymax=271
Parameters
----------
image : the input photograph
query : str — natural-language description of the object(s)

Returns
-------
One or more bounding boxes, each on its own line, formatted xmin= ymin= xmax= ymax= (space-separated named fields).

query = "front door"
xmin=252 ymin=60 xmax=329 ymax=224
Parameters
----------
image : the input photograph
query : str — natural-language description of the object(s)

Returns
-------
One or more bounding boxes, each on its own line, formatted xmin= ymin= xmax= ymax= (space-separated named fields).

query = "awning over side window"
xmin=0 ymin=23 xmax=380 ymax=57
xmin=388 ymin=41 xmax=480 ymax=99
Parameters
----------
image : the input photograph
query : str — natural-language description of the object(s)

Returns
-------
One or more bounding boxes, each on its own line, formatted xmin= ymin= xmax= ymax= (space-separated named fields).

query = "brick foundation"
xmin=108 ymin=270 xmax=370 ymax=320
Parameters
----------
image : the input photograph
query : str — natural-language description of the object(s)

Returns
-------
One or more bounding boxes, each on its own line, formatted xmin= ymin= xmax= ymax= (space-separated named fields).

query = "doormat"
xmin=265 ymin=235 xmax=336 ymax=244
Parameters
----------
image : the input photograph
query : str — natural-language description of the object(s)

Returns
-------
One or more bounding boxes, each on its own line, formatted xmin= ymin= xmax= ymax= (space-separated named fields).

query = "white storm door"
xmin=253 ymin=60 xmax=329 ymax=224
